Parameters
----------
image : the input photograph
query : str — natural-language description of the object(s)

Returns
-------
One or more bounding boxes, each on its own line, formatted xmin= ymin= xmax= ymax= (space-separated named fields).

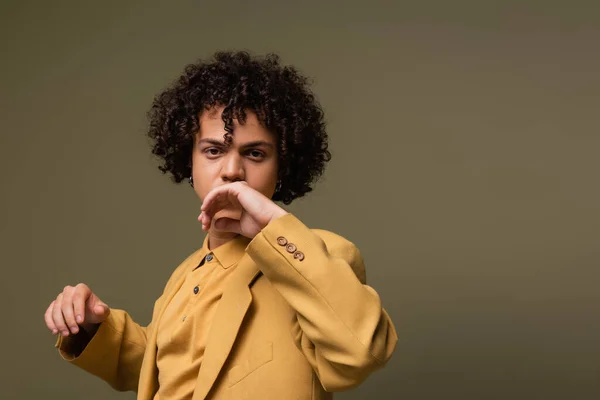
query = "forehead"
xmin=197 ymin=108 xmax=275 ymax=143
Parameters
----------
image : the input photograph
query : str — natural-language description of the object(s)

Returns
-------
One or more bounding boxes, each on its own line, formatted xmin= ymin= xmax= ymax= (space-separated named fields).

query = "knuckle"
xmin=52 ymin=314 xmax=64 ymax=327
xmin=61 ymin=301 xmax=71 ymax=312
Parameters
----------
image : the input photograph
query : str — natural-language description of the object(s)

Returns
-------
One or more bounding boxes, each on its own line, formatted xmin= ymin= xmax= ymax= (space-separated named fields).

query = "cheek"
xmin=192 ymin=164 xmax=218 ymax=201
xmin=193 ymin=183 xmax=208 ymax=202
xmin=194 ymin=172 xmax=220 ymax=199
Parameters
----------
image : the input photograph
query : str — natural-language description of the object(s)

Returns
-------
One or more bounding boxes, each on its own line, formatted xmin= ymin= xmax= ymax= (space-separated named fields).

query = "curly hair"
xmin=147 ymin=50 xmax=331 ymax=204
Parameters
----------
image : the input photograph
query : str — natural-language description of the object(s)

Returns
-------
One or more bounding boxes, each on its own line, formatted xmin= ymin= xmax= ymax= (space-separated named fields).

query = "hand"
xmin=199 ymin=182 xmax=288 ymax=239
xmin=44 ymin=283 xmax=110 ymax=337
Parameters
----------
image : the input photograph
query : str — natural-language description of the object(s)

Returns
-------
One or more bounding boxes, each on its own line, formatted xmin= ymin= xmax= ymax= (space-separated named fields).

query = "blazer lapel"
xmin=192 ymin=254 xmax=261 ymax=400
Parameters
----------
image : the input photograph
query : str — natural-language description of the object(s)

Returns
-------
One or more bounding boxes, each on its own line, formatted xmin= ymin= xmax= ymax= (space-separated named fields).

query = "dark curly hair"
xmin=147 ymin=50 xmax=331 ymax=204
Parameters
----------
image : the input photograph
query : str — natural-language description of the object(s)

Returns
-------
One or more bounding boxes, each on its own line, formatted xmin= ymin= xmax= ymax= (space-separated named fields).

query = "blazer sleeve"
xmin=54 ymin=307 xmax=151 ymax=392
xmin=245 ymin=213 xmax=398 ymax=391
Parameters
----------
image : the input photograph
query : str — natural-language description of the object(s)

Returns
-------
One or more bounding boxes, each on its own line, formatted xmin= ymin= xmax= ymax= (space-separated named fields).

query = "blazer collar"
xmin=200 ymin=234 xmax=252 ymax=269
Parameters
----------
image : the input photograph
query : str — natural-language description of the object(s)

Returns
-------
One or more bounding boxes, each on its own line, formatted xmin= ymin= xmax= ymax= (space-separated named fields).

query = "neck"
xmin=207 ymin=229 xmax=239 ymax=251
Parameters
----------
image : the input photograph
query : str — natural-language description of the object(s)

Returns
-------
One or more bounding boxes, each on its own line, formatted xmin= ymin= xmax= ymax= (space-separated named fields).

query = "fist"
xmin=199 ymin=181 xmax=288 ymax=238
xmin=44 ymin=283 xmax=110 ymax=337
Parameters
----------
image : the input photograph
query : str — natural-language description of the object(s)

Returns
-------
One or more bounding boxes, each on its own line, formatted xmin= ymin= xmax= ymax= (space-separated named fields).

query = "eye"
xmin=246 ymin=149 xmax=265 ymax=160
xmin=204 ymin=147 xmax=223 ymax=158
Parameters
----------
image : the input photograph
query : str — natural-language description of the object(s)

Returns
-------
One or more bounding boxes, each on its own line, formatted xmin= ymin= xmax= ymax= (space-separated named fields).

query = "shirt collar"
xmin=199 ymin=234 xmax=252 ymax=269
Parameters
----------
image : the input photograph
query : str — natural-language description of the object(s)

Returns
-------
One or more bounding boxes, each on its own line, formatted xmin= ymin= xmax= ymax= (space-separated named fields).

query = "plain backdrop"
xmin=1 ymin=1 xmax=599 ymax=399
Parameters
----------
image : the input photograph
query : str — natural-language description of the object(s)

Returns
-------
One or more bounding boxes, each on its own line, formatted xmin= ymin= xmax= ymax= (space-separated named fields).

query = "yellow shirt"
xmin=154 ymin=235 xmax=250 ymax=399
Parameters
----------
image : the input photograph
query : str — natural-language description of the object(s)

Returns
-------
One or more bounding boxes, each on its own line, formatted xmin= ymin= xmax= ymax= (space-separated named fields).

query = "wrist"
xmin=269 ymin=207 xmax=288 ymax=224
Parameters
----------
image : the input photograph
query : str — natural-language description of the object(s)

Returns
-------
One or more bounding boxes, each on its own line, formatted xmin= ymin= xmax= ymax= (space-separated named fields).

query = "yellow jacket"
xmin=56 ymin=214 xmax=398 ymax=399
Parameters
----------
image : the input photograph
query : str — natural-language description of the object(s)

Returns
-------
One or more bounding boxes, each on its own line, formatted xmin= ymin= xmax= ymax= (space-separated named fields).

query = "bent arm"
xmin=246 ymin=213 xmax=398 ymax=391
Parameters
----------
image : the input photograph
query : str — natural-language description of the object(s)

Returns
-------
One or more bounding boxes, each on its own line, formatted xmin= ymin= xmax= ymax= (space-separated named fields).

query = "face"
xmin=191 ymin=107 xmax=278 ymax=220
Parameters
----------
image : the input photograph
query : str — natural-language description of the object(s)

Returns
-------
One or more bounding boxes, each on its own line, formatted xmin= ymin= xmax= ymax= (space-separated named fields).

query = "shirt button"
xmin=286 ymin=243 xmax=297 ymax=253
xmin=277 ymin=236 xmax=288 ymax=246
xmin=206 ymin=254 xmax=213 ymax=262
xmin=193 ymin=286 xmax=199 ymax=294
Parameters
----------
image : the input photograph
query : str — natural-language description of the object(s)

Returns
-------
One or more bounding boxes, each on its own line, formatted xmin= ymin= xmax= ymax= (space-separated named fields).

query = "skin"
xmin=192 ymin=107 xmax=288 ymax=248
xmin=44 ymin=106 xmax=288 ymax=338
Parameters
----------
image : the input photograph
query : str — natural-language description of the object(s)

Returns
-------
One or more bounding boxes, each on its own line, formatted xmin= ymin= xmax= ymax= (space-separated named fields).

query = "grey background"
xmin=1 ymin=1 xmax=599 ymax=399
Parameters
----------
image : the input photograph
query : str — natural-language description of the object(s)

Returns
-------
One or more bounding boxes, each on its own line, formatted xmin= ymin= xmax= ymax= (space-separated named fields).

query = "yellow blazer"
xmin=56 ymin=214 xmax=398 ymax=399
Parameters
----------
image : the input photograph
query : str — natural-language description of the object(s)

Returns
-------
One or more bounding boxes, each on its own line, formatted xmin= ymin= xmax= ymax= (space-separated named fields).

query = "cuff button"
xmin=286 ymin=243 xmax=297 ymax=253
xmin=277 ymin=236 xmax=288 ymax=246
xmin=293 ymin=251 xmax=305 ymax=261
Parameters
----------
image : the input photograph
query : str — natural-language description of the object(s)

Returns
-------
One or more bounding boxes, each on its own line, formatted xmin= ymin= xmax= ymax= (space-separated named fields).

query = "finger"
xmin=85 ymin=293 xmax=110 ymax=324
xmin=204 ymin=197 xmax=237 ymax=229
xmin=204 ymin=210 xmax=215 ymax=231
xmin=93 ymin=304 xmax=110 ymax=318
xmin=202 ymin=183 xmax=241 ymax=214
xmin=198 ymin=211 xmax=211 ymax=231
xmin=72 ymin=284 xmax=91 ymax=325
xmin=202 ymin=189 xmax=230 ymax=217
xmin=61 ymin=287 xmax=80 ymax=334
xmin=209 ymin=192 xmax=244 ymax=222
xmin=214 ymin=217 xmax=242 ymax=235
xmin=45 ymin=301 xmax=58 ymax=334
xmin=52 ymin=294 xmax=69 ymax=337
xmin=208 ymin=182 xmax=265 ymax=219
xmin=200 ymin=185 xmax=225 ymax=212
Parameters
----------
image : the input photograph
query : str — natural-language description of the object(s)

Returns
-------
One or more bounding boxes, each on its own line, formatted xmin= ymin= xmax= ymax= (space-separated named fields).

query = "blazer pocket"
xmin=226 ymin=342 xmax=273 ymax=388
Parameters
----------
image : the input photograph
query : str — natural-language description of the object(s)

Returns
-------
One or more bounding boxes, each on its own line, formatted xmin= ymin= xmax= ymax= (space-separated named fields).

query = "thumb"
xmin=85 ymin=294 xmax=110 ymax=324
xmin=93 ymin=304 xmax=110 ymax=317
xmin=214 ymin=217 xmax=242 ymax=235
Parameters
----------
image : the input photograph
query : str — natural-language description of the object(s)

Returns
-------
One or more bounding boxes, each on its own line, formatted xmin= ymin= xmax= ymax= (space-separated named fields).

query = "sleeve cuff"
xmin=54 ymin=311 xmax=119 ymax=364
xmin=247 ymin=213 xmax=321 ymax=266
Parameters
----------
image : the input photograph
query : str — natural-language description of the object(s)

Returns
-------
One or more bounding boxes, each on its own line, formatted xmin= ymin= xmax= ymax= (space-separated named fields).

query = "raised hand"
xmin=198 ymin=181 xmax=288 ymax=238
xmin=44 ymin=283 xmax=110 ymax=337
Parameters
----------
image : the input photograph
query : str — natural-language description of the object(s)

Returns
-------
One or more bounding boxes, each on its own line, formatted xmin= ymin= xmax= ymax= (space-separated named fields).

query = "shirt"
xmin=154 ymin=234 xmax=251 ymax=400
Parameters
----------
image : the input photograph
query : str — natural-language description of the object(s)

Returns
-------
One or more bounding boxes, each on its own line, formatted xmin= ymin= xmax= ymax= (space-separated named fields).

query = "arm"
xmin=49 ymin=249 xmax=198 ymax=391
xmin=55 ymin=308 xmax=150 ymax=391
xmin=246 ymin=213 xmax=398 ymax=391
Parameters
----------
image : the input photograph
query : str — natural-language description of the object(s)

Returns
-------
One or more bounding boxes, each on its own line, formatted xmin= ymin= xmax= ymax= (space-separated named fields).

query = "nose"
xmin=220 ymin=152 xmax=245 ymax=183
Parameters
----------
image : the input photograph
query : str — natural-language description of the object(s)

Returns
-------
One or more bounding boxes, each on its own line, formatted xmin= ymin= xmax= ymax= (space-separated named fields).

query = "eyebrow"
xmin=198 ymin=138 xmax=274 ymax=150
xmin=198 ymin=138 xmax=227 ymax=147
xmin=240 ymin=140 xmax=275 ymax=150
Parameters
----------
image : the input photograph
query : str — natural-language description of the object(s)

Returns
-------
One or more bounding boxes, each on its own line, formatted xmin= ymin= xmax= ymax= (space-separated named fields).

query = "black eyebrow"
xmin=239 ymin=141 xmax=275 ymax=150
xmin=198 ymin=138 xmax=227 ymax=147
xmin=198 ymin=139 xmax=274 ymax=150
